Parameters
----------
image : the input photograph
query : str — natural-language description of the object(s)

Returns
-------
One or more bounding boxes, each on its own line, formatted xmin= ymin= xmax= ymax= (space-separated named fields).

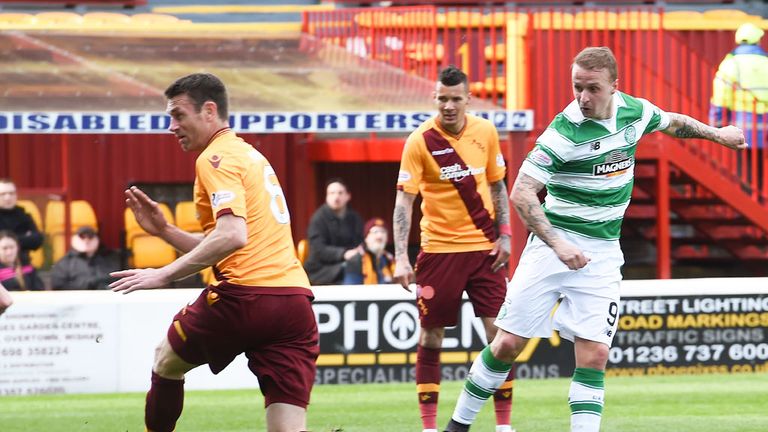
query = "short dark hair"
xmin=573 ymin=47 xmax=618 ymax=82
xmin=164 ymin=73 xmax=229 ymax=120
xmin=438 ymin=65 xmax=468 ymax=89
xmin=325 ymin=177 xmax=349 ymax=192
xmin=0 ymin=178 xmax=15 ymax=187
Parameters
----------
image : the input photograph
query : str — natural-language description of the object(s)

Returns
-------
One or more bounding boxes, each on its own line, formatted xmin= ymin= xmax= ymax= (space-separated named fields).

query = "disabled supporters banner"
xmin=0 ymin=110 xmax=533 ymax=134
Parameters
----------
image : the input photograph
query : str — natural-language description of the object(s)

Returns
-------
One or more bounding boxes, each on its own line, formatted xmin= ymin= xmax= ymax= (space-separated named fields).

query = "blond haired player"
xmin=445 ymin=47 xmax=745 ymax=432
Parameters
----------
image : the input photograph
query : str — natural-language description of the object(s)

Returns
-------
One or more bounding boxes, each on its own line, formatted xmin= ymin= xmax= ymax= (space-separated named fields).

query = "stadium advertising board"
xmin=314 ymin=280 xmax=768 ymax=384
xmin=0 ymin=110 xmax=533 ymax=134
xmin=608 ymin=293 xmax=768 ymax=377
xmin=1 ymin=279 xmax=767 ymax=395
xmin=313 ymin=299 xmax=572 ymax=385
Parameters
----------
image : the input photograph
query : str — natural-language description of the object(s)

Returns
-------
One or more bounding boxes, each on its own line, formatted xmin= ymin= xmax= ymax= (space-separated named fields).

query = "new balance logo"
xmin=590 ymin=141 xmax=601 ymax=151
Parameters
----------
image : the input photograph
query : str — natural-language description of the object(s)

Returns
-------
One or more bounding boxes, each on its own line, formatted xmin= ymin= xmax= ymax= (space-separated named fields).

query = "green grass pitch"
xmin=1 ymin=373 xmax=767 ymax=431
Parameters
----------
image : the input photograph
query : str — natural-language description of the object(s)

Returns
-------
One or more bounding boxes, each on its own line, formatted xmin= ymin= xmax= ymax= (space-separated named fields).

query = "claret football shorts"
xmin=415 ymin=249 xmax=506 ymax=328
xmin=494 ymin=229 xmax=624 ymax=347
xmin=167 ymin=283 xmax=319 ymax=408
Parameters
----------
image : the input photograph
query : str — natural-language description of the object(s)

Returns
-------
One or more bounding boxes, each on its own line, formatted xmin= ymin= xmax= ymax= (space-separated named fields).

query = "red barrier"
xmin=305 ymin=4 xmax=768 ymax=277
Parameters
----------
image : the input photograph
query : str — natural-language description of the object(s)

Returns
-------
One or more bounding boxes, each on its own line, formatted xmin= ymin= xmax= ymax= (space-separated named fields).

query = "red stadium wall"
xmin=4 ymin=7 xmax=768 ymax=272
xmin=0 ymin=133 xmax=314 ymax=250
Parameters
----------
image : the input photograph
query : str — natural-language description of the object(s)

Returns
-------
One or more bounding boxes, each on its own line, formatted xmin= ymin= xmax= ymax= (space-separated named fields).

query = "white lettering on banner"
xmin=314 ymin=303 xmax=341 ymax=334
xmin=0 ymin=110 xmax=533 ymax=134
xmin=343 ymin=303 xmax=379 ymax=350
xmin=381 ymin=303 xmax=419 ymax=350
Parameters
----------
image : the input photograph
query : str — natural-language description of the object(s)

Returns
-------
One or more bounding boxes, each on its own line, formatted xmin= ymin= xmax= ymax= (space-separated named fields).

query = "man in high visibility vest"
xmin=710 ymin=22 xmax=768 ymax=193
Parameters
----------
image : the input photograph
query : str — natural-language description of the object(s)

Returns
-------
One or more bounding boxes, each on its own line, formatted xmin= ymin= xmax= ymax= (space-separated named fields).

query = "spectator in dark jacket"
xmin=50 ymin=226 xmax=121 ymax=290
xmin=0 ymin=230 xmax=45 ymax=291
xmin=303 ymin=178 xmax=364 ymax=285
xmin=0 ymin=179 xmax=43 ymax=266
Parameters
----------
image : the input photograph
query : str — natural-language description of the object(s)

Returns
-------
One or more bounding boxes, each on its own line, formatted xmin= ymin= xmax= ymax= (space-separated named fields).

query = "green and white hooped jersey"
xmin=521 ymin=91 xmax=670 ymax=243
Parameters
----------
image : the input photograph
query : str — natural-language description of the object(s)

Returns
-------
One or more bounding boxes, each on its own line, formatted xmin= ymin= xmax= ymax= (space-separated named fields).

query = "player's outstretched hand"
xmin=125 ymin=186 xmax=169 ymax=236
xmin=393 ymin=256 xmax=415 ymax=292
xmin=489 ymin=235 xmax=511 ymax=272
xmin=719 ymin=125 xmax=747 ymax=150
xmin=110 ymin=268 xmax=170 ymax=294
xmin=552 ymin=240 xmax=590 ymax=270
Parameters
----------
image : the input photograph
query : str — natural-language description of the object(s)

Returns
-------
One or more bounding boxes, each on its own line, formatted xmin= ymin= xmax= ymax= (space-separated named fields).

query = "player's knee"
xmin=490 ymin=332 xmax=524 ymax=363
xmin=419 ymin=327 xmax=445 ymax=349
xmin=582 ymin=346 xmax=609 ymax=369
xmin=152 ymin=342 xmax=185 ymax=378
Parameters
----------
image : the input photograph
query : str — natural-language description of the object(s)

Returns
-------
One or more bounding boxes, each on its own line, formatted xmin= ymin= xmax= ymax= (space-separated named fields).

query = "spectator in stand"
xmin=710 ymin=23 xmax=768 ymax=190
xmin=0 ymin=179 xmax=44 ymax=266
xmin=0 ymin=282 xmax=12 ymax=316
xmin=303 ymin=178 xmax=364 ymax=285
xmin=0 ymin=230 xmax=45 ymax=291
xmin=50 ymin=226 xmax=121 ymax=290
xmin=343 ymin=217 xmax=395 ymax=285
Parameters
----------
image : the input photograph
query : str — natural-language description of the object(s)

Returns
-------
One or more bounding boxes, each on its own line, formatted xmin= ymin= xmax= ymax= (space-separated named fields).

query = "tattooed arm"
xmin=393 ymin=190 xmax=417 ymax=291
xmin=663 ymin=113 xmax=746 ymax=149
xmin=510 ymin=171 xmax=589 ymax=270
xmin=489 ymin=180 xmax=511 ymax=272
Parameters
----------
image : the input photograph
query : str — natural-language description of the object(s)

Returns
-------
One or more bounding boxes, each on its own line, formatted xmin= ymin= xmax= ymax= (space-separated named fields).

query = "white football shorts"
xmin=495 ymin=229 xmax=624 ymax=347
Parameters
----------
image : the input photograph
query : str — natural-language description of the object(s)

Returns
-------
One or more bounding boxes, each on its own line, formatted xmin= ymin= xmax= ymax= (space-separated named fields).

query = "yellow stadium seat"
xmin=574 ymin=11 xmax=619 ymax=29
xmin=617 ymin=11 xmax=660 ymax=29
xmin=484 ymin=43 xmax=506 ymax=62
xmin=124 ymin=204 xmax=176 ymax=268
xmin=701 ymin=9 xmax=748 ymax=21
xmin=45 ymin=200 xmax=98 ymax=263
xmin=0 ymin=13 xmax=35 ymax=25
xmin=131 ymin=236 xmax=177 ymax=269
xmin=473 ymin=77 xmax=505 ymax=95
xmin=532 ymin=11 xmax=574 ymax=29
xmin=16 ymin=200 xmax=44 ymax=268
xmin=482 ymin=11 xmax=513 ymax=28
xmin=297 ymin=239 xmax=309 ymax=264
xmin=130 ymin=13 xmax=181 ymax=25
xmin=174 ymin=200 xmax=215 ymax=283
xmin=174 ymin=201 xmax=202 ymax=233
xmin=34 ymin=12 xmax=83 ymax=25
xmin=82 ymin=12 xmax=131 ymax=26
xmin=406 ymin=42 xmax=444 ymax=62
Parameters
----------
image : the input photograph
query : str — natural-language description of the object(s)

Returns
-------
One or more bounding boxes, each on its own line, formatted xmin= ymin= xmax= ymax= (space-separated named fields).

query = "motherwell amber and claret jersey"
xmin=194 ymin=129 xmax=310 ymax=290
xmin=397 ymin=114 xmax=506 ymax=253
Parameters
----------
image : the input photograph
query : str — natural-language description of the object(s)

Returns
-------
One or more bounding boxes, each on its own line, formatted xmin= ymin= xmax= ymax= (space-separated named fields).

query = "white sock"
xmin=569 ymin=368 xmax=605 ymax=432
xmin=451 ymin=346 xmax=512 ymax=425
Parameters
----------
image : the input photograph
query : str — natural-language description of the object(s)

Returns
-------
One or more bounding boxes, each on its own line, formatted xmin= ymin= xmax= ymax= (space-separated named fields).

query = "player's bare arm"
xmin=663 ymin=113 xmax=747 ymax=150
xmin=489 ymin=180 xmax=511 ymax=272
xmin=510 ymin=172 xmax=589 ymax=270
xmin=125 ymin=186 xmax=204 ymax=253
xmin=110 ymin=214 xmax=246 ymax=294
xmin=393 ymin=190 xmax=417 ymax=291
